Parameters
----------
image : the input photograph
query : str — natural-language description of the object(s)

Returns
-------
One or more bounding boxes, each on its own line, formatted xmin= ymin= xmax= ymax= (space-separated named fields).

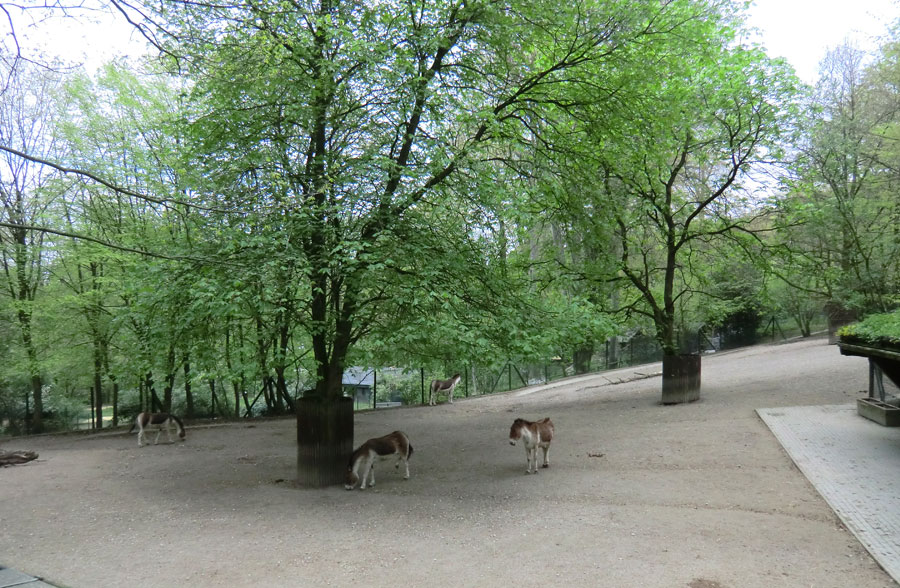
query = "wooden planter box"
xmin=856 ymin=397 xmax=900 ymax=427
xmin=661 ymin=354 xmax=701 ymax=405
xmin=296 ymin=396 xmax=354 ymax=488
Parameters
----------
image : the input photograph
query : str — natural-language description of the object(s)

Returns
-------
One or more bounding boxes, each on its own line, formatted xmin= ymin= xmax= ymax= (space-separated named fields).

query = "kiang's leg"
xmin=360 ymin=457 xmax=374 ymax=489
xmin=542 ymin=445 xmax=550 ymax=468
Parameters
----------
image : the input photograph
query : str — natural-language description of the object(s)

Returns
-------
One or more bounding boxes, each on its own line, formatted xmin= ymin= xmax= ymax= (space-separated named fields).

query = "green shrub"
xmin=839 ymin=309 xmax=900 ymax=345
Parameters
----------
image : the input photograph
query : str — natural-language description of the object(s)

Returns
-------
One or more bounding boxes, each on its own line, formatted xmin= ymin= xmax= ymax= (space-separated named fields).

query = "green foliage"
xmin=373 ymin=369 xmax=420 ymax=405
xmin=11 ymin=0 xmax=891 ymax=426
xmin=522 ymin=0 xmax=801 ymax=357
xmin=840 ymin=310 xmax=900 ymax=345
xmin=772 ymin=39 xmax=900 ymax=315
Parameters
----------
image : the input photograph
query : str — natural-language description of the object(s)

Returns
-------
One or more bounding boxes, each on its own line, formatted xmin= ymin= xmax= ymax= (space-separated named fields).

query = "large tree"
xmin=532 ymin=1 xmax=799 ymax=403
xmin=775 ymin=42 xmax=900 ymax=316
xmin=0 ymin=61 xmax=68 ymax=432
xmin=104 ymin=0 xmax=694 ymax=483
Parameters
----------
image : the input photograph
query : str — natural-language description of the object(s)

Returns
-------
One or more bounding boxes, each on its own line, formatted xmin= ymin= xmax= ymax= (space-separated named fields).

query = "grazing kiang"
xmin=129 ymin=412 xmax=186 ymax=447
xmin=345 ymin=431 xmax=413 ymax=490
xmin=509 ymin=417 xmax=554 ymax=474
xmin=429 ymin=373 xmax=461 ymax=406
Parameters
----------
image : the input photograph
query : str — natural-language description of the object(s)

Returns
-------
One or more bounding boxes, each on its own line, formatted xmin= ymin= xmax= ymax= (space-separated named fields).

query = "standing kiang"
xmin=429 ymin=373 xmax=461 ymax=406
xmin=508 ymin=417 xmax=554 ymax=474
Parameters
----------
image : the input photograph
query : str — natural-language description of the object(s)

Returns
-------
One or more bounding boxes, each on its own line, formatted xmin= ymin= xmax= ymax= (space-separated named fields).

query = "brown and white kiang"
xmin=429 ymin=373 xmax=461 ymax=406
xmin=345 ymin=430 xmax=413 ymax=490
xmin=129 ymin=412 xmax=186 ymax=447
xmin=509 ymin=417 xmax=554 ymax=474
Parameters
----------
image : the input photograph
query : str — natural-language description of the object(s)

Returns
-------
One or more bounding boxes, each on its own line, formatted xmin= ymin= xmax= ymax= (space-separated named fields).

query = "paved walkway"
xmin=0 ymin=566 xmax=57 ymax=588
xmin=759 ymin=403 xmax=900 ymax=583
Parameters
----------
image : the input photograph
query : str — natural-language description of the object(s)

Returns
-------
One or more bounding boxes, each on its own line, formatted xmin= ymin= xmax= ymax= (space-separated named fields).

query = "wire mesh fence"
xmin=1 ymin=315 xmax=830 ymax=436
xmin=350 ymin=333 xmax=664 ymax=410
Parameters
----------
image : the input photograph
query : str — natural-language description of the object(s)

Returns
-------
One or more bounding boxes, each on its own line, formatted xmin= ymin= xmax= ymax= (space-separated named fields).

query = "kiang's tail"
xmin=408 ymin=443 xmax=414 ymax=459
xmin=127 ymin=418 xmax=137 ymax=434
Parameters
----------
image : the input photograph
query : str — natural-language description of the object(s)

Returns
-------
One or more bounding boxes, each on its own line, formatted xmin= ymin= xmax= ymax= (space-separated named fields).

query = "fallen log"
xmin=0 ymin=450 xmax=39 ymax=466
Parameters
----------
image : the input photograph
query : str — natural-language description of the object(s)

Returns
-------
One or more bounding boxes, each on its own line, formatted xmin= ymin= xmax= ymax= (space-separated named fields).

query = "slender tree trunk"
xmin=274 ymin=322 xmax=293 ymax=412
xmin=184 ymin=357 xmax=194 ymax=418
xmin=93 ymin=339 xmax=103 ymax=429
xmin=573 ymin=344 xmax=593 ymax=374
xmin=225 ymin=321 xmax=243 ymax=418
xmin=101 ymin=339 xmax=118 ymax=426
xmin=111 ymin=379 xmax=119 ymax=426
xmin=145 ymin=371 xmax=162 ymax=412
xmin=254 ymin=316 xmax=275 ymax=410
xmin=11 ymin=239 xmax=43 ymax=432
xmin=208 ymin=379 xmax=218 ymax=417
xmin=659 ymin=213 xmax=700 ymax=404
xmin=17 ymin=316 xmax=44 ymax=433
xmin=163 ymin=343 xmax=176 ymax=412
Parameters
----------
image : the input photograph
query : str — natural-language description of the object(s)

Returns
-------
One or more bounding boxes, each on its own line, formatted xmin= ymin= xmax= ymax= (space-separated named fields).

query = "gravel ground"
xmin=0 ymin=337 xmax=895 ymax=588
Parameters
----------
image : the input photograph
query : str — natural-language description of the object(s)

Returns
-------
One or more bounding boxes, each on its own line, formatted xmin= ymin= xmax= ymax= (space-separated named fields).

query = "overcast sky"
xmin=12 ymin=0 xmax=900 ymax=83
xmin=745 ymin=0 xmax=897 ymax=82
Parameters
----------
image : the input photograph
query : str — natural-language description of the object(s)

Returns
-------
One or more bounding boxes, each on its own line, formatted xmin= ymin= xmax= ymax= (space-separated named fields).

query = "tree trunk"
xmin=145 ymin=371 xmax=162 ymax=412
xmin=606 ymin=336 xmax=620 ymax=369
xmin=209 ymin=379 xmax=219 ymax=417
xmin=274 ymin=365 xmax=295 ymax=413
xmin=111 ymin=378 xmax=119 ymax=427
xmin=184 ymin=358 xmax=194 ymax=418
xmin=225 ymin=320 xmax=245 ymax=419
xmin=826 ymin=302 xmax=858 ymax=344
xmin=29 ymin=372 xmax=43 ymax=433
xmin=271 ymin=316 xmax=293 ymax=414
xmin=16 ymin=309 xmax=43 ymax=433
xmin=101 ymin=340 xmax=118 ymax=426
xmin=0 ymin=450 xmax=38 ymax=466
xmin=93 ymin=340 xmax=103 ymax=429
xmin=163 ymin=343 xmax=176 ymax=412
xmin=573 ymin=343 xmax=593 ymax=374
xmin=262 ymin=375 xmax=276 ymax=412
xmin=661 ymin=354 xmax=701 ymax=404
xmin=88 ymin=261 xmax=104 ymax=429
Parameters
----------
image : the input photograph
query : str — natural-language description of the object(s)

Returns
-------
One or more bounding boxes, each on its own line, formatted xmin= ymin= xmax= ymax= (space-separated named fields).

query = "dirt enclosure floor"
xmin=1 ymin=338 xmax=896 ymax=588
